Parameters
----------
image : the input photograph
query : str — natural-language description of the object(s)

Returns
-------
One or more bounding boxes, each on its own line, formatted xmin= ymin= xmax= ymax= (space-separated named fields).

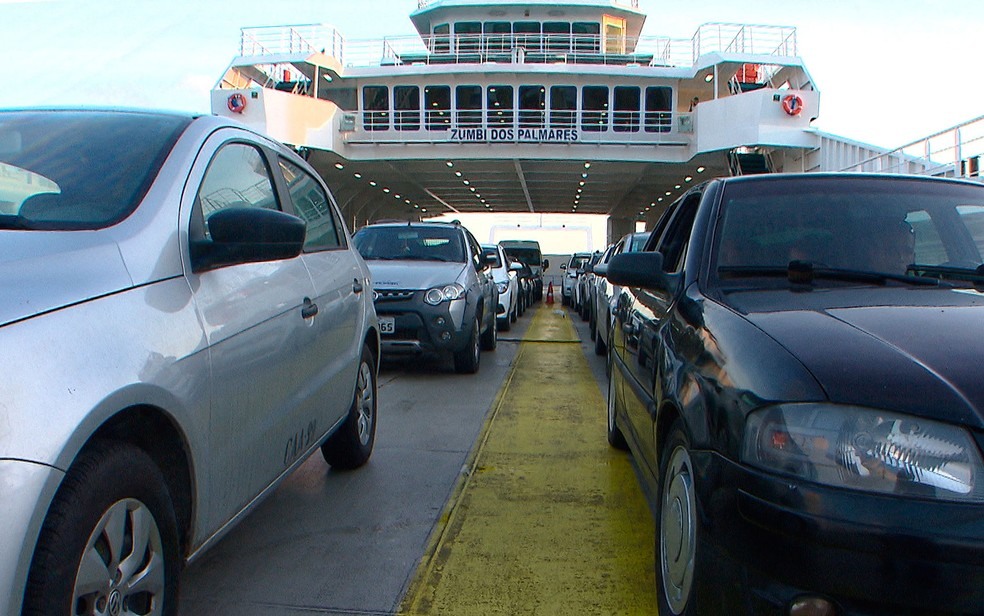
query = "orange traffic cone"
xmin=546 ymin=281 xmax=554 ymax=305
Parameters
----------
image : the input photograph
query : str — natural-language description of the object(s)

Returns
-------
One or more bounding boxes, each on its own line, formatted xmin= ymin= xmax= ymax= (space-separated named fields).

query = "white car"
xmin=0 ymin=109 xmax=379 ymax=615
xmin=483 ymin=243 xmax=521 ymax=331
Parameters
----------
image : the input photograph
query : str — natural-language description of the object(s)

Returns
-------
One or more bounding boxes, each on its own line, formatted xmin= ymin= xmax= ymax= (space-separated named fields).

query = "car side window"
xmin=196 ymin=143 xmax=279 ymax=240
xmin=279 ymin=158 xmax=344 ymax=252
xmin=656 ymin=193 xmax=701 ymax=273
xmin=467 ymin=232 xmax=484 ymax=270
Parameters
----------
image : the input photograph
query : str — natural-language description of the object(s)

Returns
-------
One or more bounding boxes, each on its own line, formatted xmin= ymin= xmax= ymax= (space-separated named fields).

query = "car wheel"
xmin=589 ymin=307 xmax=597 ymax=341
xmin=606 ymin=373 xmax=628 ymax=450
xmin=656 ymin=421 xmax=699 ymax=616
xmin=454 ymin=318 xmax=481 ymax=374
xmin=23 ymin=442 xmax=180 ymax=616
xmin=498 ymin=315 xmax=511 ymax=332
xmin=322 ymin=344 xmax=377 ymax=470
xmin=510 ymin=304 xmax=517 ymax=323
xmin=481 ymin=311 xmax=497 ymax=350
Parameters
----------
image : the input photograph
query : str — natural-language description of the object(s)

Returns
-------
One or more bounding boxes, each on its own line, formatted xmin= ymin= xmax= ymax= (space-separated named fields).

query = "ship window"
xmin=572 ymin=22 xmax=600 ymax=52
xmin=543 ymin=22 xmax=571 ymax=53
xmin=582 ymin=86 xmax=609 ymax=132
xmin=549 ymin=86 xmax=577 ymax=128
xmin=456 ymin=85 xmax=483 ymax=127
xmin=514 ymin=22 xmax=541 ymax=53
xmin=519 ymin=85 xmax=546 ymax=129
xmin=394 ymin=86 xmax=420 ymax=131
xmin=614 ymin=86 xmax=640 ymax=132
xmin=362 ymin=86 xmax=389 ymax=131
xmin=454 ymin=22 xmax=482 ymax=54
xmin=487 ymin=85 xmax=514 ymax=126
xmin=645 ymin=86 xmax=672 ymax=133
xmin=433 ymin=24 xmax=450 ymax=54
xmin=322 ymin=87 xmax=356 ymax=110
xmin=425 ymin=86 xmax=451 ymax=131
xmin=485 ymin=22 xmax=511 ymax=54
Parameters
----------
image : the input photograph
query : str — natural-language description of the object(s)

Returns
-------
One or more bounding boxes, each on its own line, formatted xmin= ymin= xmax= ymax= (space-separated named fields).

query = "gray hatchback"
xmin=0 ymin=109 xmax=380 ymax=615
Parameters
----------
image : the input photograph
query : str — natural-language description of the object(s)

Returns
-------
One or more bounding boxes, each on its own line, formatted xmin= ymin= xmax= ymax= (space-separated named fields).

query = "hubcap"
xmin=660 ymin=445 xmax=696 ymax=615
xmin=356 ymin=360 xmax=375 ymax=446
xmin=74 ymin=498 xmax=165 ymax=616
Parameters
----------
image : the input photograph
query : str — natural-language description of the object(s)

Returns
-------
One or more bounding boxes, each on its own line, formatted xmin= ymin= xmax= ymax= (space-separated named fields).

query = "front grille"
xmin=374 ymin=289 xmax=416 ymax=302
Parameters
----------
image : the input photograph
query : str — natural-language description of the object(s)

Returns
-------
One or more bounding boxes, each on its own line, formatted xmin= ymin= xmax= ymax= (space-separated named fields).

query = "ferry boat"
xmin=211 ymin=0 xmax=982 ymax=239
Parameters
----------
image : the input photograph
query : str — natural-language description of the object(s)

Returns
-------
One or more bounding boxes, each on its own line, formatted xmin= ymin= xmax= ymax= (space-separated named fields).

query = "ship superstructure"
xmin=213 ymin=1 xmax=848 ymax=236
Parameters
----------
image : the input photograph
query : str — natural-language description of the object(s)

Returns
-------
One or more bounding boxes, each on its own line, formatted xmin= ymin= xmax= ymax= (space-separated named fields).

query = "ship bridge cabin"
xmin=213 ymin=0 xmax=819 ymax=238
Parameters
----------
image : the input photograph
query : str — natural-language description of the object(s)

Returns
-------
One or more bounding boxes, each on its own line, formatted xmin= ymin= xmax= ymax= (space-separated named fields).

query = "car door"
xmin=620 ymin=192 xmax=702 ymax=478
xmin=182 ymin=133 xmax=320 ymax=534
xmin=276 ymin=156 xmax=366 ymax=435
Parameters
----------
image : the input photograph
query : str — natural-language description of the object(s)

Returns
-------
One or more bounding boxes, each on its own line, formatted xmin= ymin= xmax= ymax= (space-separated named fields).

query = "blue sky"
xmin=2 ymin=0 xmax=981 ymax=148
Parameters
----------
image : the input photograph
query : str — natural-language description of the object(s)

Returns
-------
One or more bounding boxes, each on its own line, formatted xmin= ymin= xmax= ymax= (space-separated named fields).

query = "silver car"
xmin=0 ymin=109 xmax=379 ymax=615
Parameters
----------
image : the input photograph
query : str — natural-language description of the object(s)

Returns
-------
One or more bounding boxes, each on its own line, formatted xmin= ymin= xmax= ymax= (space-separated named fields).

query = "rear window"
xmin=0 ymin=110 xmax=190 ymax=230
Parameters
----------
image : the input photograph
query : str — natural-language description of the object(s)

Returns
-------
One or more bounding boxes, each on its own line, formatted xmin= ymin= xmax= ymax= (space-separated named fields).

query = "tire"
xmin=454 ymin=318 xmax=481 ymax=374
xmin=498 ymin=315 xmax=511 ymax=332
xmin=480 ymin=313 xmax=497 ymax=351
xmin=23 ymin=441 xmax=180 ymax=616
xmin=656 ymin=421 xmax=699 ymax=616
xmin=606 ymin=372 xmax=629 ymax=450
xmin=589 ymin=306 xmax=597 ymax=341
xmin=594 ymin=317 xmax=608 ymax=356
xmin=510 ymin=304 xmax=517 ymax=323
xmin=322 ymin=344 xmax=377 ymax=470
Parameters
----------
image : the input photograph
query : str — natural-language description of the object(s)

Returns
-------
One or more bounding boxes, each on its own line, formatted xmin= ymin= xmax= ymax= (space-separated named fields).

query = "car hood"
xmin=0 ymin=232 xmax=133 ymax=328
xmin=730 ymin=287 xmax=984 ymax=428
xmin=365 ymin=260 xmax=468 ymax=291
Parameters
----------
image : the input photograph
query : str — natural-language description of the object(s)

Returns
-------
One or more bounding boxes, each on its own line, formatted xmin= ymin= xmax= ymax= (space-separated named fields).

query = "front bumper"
xmin=691 ymin=451 xmax=984 ymax=615
xmin=374 ymin=291 xmax=473 ymax=355
xmin=0 ymin=459 xmax=64 ymax=616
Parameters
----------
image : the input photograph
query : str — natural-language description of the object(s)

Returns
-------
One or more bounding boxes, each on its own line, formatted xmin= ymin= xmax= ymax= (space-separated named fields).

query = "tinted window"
xmin=550 ymin=86 xmax=577 ymax=128
xmin=488 ymin=85 xmax=514 ymax=125
xmin=279 ymin=158 xmax=342 ymax=251
xmin=519 ymin=85 xmax=546 ymax=128
xmin=425 ymin=86 xmax=451 ymax=131
xmin=614 ymin=86 xmax=640 ymax=132
xmin=645 ymin=86 xmax=672 ymax=133
xmin=582 ymin=86 xmax=609 ymax=132
xmin=394 ymin=86 xmax=420 ymax=131
xmin=0 ymin=111 xmax=189 ymax=230
xmin=456 ymin=85 xmax=483 ymax=126
xmin=198 ymin=143 xmax=278 ymax=239
xmin=362 ymin=86 xmax=389 ymax=130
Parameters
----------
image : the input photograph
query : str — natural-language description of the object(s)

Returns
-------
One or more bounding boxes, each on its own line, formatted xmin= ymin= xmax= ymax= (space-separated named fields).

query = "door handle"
xmin=301 ymin=298 xmax=319 ymax=319
xmin=353 ymin=278 xmax=364 ymax=294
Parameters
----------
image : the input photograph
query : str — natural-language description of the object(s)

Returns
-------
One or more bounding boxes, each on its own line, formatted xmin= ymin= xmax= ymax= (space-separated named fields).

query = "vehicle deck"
xmin=178 ymin=303 xmax=656 ymax=614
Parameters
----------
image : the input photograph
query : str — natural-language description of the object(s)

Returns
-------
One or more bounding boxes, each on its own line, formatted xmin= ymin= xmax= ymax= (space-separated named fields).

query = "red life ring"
xmin=227 ymin=93 xmax=247 ymax=114
xmin=782 ymin=94 xmax=804 ymax=116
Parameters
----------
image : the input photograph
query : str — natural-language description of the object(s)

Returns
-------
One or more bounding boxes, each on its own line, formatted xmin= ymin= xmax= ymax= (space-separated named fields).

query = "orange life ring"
xmin=227 ymin=93 xmax=247 ymax=114
xmin=782 ymin=94 xmax=804 ymax=116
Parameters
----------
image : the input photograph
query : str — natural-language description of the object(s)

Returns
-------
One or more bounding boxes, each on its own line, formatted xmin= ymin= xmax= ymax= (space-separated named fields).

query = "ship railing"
xmin=342 ymin=109 xmax=689 ymax=146
xmin=838 ymin=115 xmax=984 ymax=181
xmin=238 ymin=23 xmax=795 ymax=69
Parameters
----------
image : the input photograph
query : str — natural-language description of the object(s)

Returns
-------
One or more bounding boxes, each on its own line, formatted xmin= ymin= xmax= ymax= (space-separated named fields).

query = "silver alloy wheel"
xmin=74 ymin=498 xmax=165 ymax=616
xmin=355 ymin=360 xmax=375 ymax=446
xmin=660 ymin=444 xmax=697 ymax=615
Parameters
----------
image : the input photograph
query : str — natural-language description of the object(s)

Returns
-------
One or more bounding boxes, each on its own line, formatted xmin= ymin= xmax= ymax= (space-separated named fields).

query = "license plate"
xmin=379 ymin=316 xmax=395 ymax=335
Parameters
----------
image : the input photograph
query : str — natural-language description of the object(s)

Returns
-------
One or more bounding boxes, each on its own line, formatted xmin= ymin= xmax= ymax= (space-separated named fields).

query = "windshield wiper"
xmin=907 ymin=263 xmax=984 ymax=284
xmin=0 ymin=214 xmax=34 ymax=230
xmin=719 ymin=262 xmax=941 ymax=287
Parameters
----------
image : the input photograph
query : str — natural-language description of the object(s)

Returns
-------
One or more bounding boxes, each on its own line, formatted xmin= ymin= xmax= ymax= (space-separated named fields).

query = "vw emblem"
xmin=108 ymin=589 xmax=122 ymax=616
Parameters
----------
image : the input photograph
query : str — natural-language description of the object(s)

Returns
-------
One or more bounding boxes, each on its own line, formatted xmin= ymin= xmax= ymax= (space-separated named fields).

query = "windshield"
xmin=568 ymin=255 xmax=590 ymax=269
xmin=713 ymin=177 xmax=984 ymax=287
xmin=0 ymin=110 xmax=190 ymax=230
xmin=353 ymin=225 xmax=466 ymax=262
xmin=502 ymin=247 xmax=541 ymax=268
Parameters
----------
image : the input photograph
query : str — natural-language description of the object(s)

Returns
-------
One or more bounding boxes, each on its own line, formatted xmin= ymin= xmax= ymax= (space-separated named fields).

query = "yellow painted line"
xmin=399 ymin=304 xmax=657 ymax=615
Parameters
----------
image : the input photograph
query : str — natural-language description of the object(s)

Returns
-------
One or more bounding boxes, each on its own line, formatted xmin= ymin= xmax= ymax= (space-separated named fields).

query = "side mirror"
xmin=606 ymin=251 xmax=680 ymax=294
xmin=593 ymin=263 xmax=608 ymax=278
xmin=509 ymin=261 xmax=524 ymax=272
xmin=542 ymin=259 xmax=550 ymax=270
xmin=560 ymin=263 xmax=567 ymax=270
xmin=192 ymin=207 xmax=306 ymax=273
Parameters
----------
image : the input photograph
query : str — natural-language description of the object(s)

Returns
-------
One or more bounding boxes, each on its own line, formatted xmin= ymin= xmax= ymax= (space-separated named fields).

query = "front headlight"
xmin=424 ymin=283 xmax=465 ymax=306
xmin=742 ymin=403 xmax=984 ymax=502
xmin=496 ymin=282 xmax=509 ymax=294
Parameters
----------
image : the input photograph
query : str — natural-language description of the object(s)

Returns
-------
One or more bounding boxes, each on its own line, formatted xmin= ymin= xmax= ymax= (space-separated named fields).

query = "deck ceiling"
xmin=304 ymin=151 xmax=729 ymax=227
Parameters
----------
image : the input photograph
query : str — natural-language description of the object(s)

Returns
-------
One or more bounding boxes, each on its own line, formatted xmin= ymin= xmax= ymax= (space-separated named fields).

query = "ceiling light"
xmin=584 ymin=162 xmax=591 ymax=169
xmin=446 ymin=161 xmax=454 ymax=167
xmin=455 ymin=171 xmax=462 ymax=177
xmin=334 ymin=163 xmax=344 ymax=169
xmin=704 ymin=73 xmax=714 ymax=82
xmin=665 ymin=191 xmax=671 ymax=196
xmin=675 ymin=185 xmax=681 ymax=189
xmin=383 ymin=188 xmax=390 ymax=193
xmin=581 ymin=173 xmax=588 ymax=178
xmin=685 ymin=176 xmax=693 ymax=182
xmin=579 ymin=181 xmax=585 ymax=186
xmin=369 ymin=181 xmax=377 ymax=186
xmin=463 ymin=180 xmax=469 ymax=185
xmin=421 ymin=208 xmax=427 ymax=212
xmin=469 ymin=187 xmax=476 ymax=192
xmin=354 ymin=173 xmax=362 ymax=179
xmin=697 ymin=166 xmax=706 ymax=173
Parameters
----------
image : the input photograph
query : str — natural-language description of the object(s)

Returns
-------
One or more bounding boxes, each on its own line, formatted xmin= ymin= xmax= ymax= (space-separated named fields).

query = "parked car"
xmin=0 ymin=109 xmax=380 ymax=615
xmin=605 ymin=173 xmax=984 ymax=615
xmin=591 ymin=230 xmax=650 ymax=356
xmin=511 ymin=257 xmax=535 ymax=315
xmin=353 ymin=220 xmax=497 ymax=373
xmin=577 ymin=250 xmax=603 ymax=322
xmin=501 ymin=239 xmax=548 ymax=301
xmin=560 ymin=252 xmax=591 ymax=307
xmin=483 ymin=243 xmax=521 ymax=331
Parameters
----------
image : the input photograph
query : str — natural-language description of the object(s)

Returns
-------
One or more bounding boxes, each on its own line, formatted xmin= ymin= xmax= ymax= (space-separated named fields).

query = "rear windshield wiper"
xmin=719 ymin=262 xmax=941 ymax=287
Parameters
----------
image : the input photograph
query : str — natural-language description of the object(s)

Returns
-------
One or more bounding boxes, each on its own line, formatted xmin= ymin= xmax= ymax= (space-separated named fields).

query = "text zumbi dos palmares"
xmin=449 ymin=127 xmax=579 ymax=142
